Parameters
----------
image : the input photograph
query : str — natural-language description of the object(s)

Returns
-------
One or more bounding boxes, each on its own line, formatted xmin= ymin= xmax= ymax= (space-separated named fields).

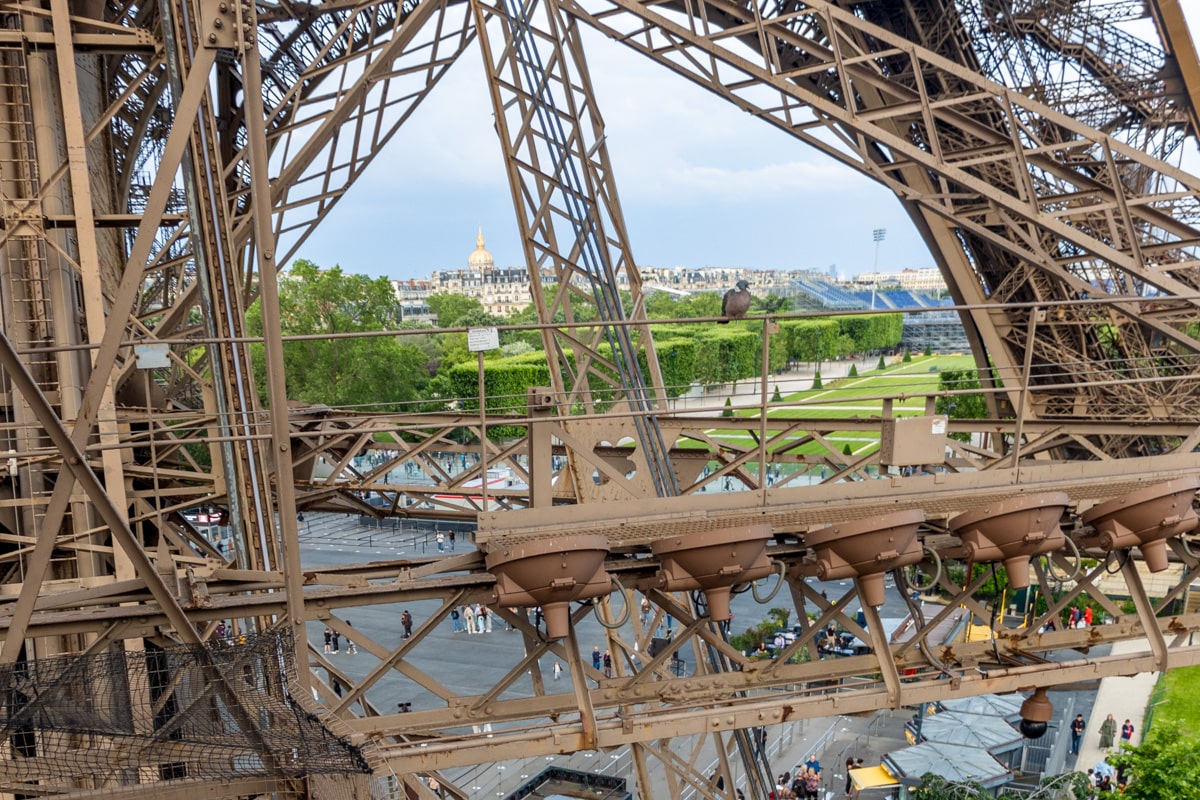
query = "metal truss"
xmin=2 ymin=0 xmax=1200 ymax=796
xmin=471 ymin=0 xmax=679 ymax=498
xmin=557 ymin=0 xmax=1200 ymax=430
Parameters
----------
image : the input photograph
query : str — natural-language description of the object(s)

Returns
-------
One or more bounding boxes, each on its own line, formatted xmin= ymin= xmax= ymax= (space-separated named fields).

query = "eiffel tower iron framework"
xmin=1 ymin=0 xmax=1200 ymax=797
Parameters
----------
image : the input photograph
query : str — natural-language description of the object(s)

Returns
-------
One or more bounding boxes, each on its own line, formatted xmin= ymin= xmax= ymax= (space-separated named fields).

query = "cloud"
xmin=295 ymin=15 xmax=937 ymax=279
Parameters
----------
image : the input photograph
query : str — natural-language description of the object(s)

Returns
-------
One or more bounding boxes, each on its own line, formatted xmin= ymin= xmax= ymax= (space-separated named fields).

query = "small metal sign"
xmin=467 ymin=327 xmax=500 ymax=352
xmin=134 ymin=342 xmax=171 ymax=369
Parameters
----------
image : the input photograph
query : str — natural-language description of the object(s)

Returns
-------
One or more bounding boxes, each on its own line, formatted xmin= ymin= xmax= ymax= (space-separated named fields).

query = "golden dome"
xmin=468 ymin=227 xmax=494 ymax=271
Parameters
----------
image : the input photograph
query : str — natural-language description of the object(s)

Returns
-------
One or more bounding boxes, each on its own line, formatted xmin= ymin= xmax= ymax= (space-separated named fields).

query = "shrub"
xmin=772 ymin=385 xmax=783 ymax=402
xmin=722 ymin=397 xmax=733 ymax=417
xmin=812 ymin=371 xmax=823 ymax=389
xmin=903 ymin=349 xmax=912 ymax=362
xmin=924 ymin=344 xmax=932 ymax=356
xmin=877 ymin=354 xmax=886 ymax=370
xmin=848 ymin=364 xmax=858 ymax=377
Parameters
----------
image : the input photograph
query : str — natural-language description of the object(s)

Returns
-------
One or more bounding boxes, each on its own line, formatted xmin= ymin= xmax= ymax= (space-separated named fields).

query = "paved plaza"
xmin=295 ymin=513 xmax=1152 ymax=798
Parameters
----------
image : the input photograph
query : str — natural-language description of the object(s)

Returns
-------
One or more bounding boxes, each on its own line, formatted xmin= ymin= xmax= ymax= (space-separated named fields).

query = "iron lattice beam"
xmin=558 ymin=0 xmax=1200 ymax=426
xmin=1 ymin=0 xmax=1200 ymax=796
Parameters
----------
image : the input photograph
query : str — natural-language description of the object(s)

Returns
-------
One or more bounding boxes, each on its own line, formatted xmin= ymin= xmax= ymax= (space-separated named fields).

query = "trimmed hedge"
xmin=442 ymin=313 xmax=905 ymax=432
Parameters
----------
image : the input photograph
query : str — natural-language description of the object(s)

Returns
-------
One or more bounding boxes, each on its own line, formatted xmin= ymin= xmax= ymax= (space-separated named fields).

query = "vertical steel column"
xmin=471 ymin=0 xmax=678 ymax=497
xmin=228 ymin=0 xmax=310 ymax=690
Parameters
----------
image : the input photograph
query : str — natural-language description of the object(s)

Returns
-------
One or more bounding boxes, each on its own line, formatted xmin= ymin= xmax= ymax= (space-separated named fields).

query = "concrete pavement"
xmin=1071 ymin=638 xmax=1157 ymax=775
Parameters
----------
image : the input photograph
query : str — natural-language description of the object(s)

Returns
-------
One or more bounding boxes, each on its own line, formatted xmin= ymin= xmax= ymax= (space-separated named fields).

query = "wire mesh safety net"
xmin=0 ymin=628 xmax=369 ymax=790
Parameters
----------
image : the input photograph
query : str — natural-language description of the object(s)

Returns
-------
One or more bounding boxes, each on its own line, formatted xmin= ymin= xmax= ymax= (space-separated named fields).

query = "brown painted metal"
xmin=948 ymin=492 xmax=1071 ymax=590
xmin=556 ymin=0 xmax=1200 ymax=430
xmin=485 ymin=533 xmax=612 ymax=639
xmin=651 ymin=525 xmax=773 ymax=621
xmin=1082 ymin=477 xmax=1200 ymax=572
xmin=1 ymin=0 xmax=1200 ymax=796
xmin=806 ymin=510 xmax=925 ymax=608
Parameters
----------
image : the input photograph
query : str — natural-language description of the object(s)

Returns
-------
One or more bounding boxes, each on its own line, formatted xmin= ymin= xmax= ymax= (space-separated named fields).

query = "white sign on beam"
xmin=467 ymin=327 xmax=500 ymax=352
xmin=134 ymin=343 xmax=171 ymax=369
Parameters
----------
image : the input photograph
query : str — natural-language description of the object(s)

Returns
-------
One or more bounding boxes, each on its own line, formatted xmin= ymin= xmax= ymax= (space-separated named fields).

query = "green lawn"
xmin=1148 ymin=665 xmax=1200 ymax=735
xmin=770 ymin=354 xmax=975 ymax=409
xmin=695 ymin=354 xmax=977 ymax=460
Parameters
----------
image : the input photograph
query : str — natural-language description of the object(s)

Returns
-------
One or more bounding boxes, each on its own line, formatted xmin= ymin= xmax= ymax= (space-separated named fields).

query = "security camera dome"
xmin=1019 ymin=718 xmax=1049 ymax=739
xmin=1018 ymin=688 xmax=1053 ymax=740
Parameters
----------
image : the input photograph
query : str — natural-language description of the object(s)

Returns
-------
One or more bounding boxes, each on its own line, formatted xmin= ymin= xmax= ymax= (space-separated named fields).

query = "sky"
xmin=294 ymin=7 xmax=1200 ymax=284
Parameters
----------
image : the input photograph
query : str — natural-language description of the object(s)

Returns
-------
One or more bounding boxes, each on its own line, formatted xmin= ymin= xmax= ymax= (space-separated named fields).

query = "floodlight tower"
xmin=872 ymin=227 xmax=887 ymax=271
xmin=871 ymin=227 xmax=887 ymax=308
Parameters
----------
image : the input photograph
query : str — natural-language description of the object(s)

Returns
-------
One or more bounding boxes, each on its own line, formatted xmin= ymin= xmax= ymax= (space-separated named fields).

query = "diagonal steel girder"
xmin=555 ymin=0 xmax=1200 ymax=417
xmin=471 ymin=0 xmax=679 ymax=498
xmin=247 ymin=0 xmax=478 ymax=266
xmin=121 ymin=0 xmax=475 ymax=403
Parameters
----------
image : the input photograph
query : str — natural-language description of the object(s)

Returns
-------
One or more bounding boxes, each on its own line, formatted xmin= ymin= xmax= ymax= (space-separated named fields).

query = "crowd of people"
xmin=1072 ymin=710 xmax=1135 ymax=795
xmin=770 ymin=754 xmax=830 ymax=800
xmin=449 ymin=603 xmax=495 ymax=633
xmin=321 ymin=624 xmax=357 ymax=654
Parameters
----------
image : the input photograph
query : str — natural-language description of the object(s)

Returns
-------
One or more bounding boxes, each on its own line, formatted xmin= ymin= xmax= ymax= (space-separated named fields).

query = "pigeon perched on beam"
xmin=720 ymin=279 xmax=752 ymax=323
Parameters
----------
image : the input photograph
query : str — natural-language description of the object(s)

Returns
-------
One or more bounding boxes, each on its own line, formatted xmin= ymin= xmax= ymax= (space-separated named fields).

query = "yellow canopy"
xmin=850 ymin=765 xmax=899 ymax=791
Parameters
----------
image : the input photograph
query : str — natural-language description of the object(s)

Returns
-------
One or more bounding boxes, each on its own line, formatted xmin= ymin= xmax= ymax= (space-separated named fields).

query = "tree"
xmin=722 ymin=397 xmax=734 ymax=417
xmin=1103 ymin=721 xmax=1200 ymax=800
xmin=426 ymin=292 xmax=484 ymax=328
xmin=903 ymin=348 xmax=912 ymax=362
xmin=848 ymin=364 xmax=858 ymax=377
xmin=924 ymin=344 xmax=933 ymax=356
xmin=812 ymin=371 xmax=822 ymax=389
xmin=751 ymin=293 xmax=791 ymax=314
xmin=250 ymin=259 xmax=430 ymax=410
xmin=772 ymin=385 xmax=783 ymax=402
xmin=913 ymin=773 xmax=1090 ymax=800
xmin=877 ymin=354 xmax=887 ymax=370
xmin=935 ymin=369 xmax=988 ymax=442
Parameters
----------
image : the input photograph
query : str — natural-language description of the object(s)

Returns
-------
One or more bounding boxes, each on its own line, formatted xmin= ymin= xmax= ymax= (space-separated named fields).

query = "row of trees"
xmin=912 ymin=721 xmax=1200 ymax=799
xmin=247 ymin=261 xmax=903 ymax=414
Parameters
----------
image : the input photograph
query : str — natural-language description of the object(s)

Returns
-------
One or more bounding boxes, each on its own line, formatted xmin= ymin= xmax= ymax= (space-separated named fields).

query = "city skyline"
xmin=296 ymin=11 xmax=1200 ymax=284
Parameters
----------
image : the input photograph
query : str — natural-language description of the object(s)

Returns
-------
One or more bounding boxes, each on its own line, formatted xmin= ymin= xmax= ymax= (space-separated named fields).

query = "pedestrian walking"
xmin=844 ymin=757 xmax=854 ymax=795
xmin=1099 ymin=714 xmax=1116 ymax=749
xmin=603 ymin=649 xmax=612 ymax=678
xmin=482 ymin=605 xmax=492 ymax=633
xmin=553 ymin=661 xmax=562 ymax=680
xmin=323 ymin=627 xmax=332 ymax=654
xmin=592 ymin=646 xmax=601 ymax=671
xmin=436 ymin=532 xmax=445 ymax=553
xmin=449 ymin=530 xmax=456 ymax=551
xmin=451 ymin=606 xmax=463 ymax=632
xmin=345 ymin=620 xmax=357 ymax=654
xmin=464 ymin=604 xmax=477 ymax=634
xmin=330 ymin=630 xmax=340 ymax=654
xmin=401 ymin=609 xmax=413 ymax=639
xmin=1121 ymin=719 xmax=1134 ymax=743
xmin=1070 ymin=713 xmax=1086 ymax=755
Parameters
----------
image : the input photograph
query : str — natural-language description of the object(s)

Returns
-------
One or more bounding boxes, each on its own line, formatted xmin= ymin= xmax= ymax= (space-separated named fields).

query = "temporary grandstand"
xmin=777 ymin=277 xmax=969 ymax=352
xmin=900 ymin=297 xmax=971 ymax=352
